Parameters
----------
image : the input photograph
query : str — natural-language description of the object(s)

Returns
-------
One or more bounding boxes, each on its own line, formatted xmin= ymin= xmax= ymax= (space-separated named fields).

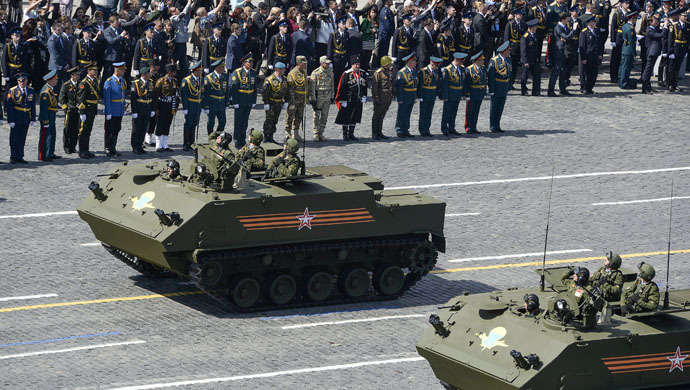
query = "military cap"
xmin=279 ymin=20 xmax=289 ymax=27
xmin=140 ymin=66 xmax=151 ymax=74
xmin=403 ymin=53 xmax=416 ymax=62
xmin=440 ymin=21 xmax=452 ymax=31
xmin=15 ymin=72 xmax=28 ymax=80
xmin=667 ymin=7 xmax=680 ymax=16
xmin=402 ymin=13 xmax=413 ymax=21
xmin=320 ymin=55 xmax=332 ymax=64
xmin=471 ymin=50 xmax=484 ymax=61
xmin=453 ymin=52 xmax=468 ymax=59
xmin=241 ymin=53 xmax=254 ymax=63
xmin=296 ymin=55 xmax=307 ymax=64
xmin=662 ymin=0 xmax=672 ymax=2
xmin=336 ymin=15 xmax=349 ymax=24
xmin=619 ymin=0 xmax=629 ymax=2
xmin=165 ymin=63 xmax=177 ymax=73
xmin=9 ymin=27 xmax=22 ymax=36
xmin=190 ymin=60 xmax=203 ymax=70
xmin=380 ymin=55 xmax=393 ymax=66
xmin=526 ymin=19 xmax=539 ymax=27
xmin=497 ymin=41 xmax=510 ymax=53
xmin=211 ymin=58 xmax=224 ymax=67
xmin=275 ymin=61 xmax=286 ymax=69
xmin=87 ymin=61 xmax=99 ymax=70
xmin=144 ymin=23 xmax=155 ymax=31
xmin=66 ymin=66 xmax=80 ymax=74
xmin=430 ymin=56 xmax=442 ymax=64
xmin=212 ymin=21 xmax=224 ymax=30
xmin=462 ymin=11 xmax=474 ymax=19
xmin=569 ymin=5 xmax=579 ymax=11
xmin=627 ymin=10 xmax=640 ymax=17
xmin=258 ymin=1 xmax=269 ymax=9
xmin=43 ymin=70 xmax=57 ymax=81
xmin=113 ymin=61 xmax=126 ymax=68
xmin=81 ymin=24 xmax=94 ymax=33
xmin=286 ymin=138 xmax=299 ymax=152
xmin=350 ymin=54 xmax=360 ymax=64
xmin=528 ymin=0 xmax=538 ymax=6
xmin=511 ymin=7 xmax=524 ymax=14
xmin=585 ymin=14 xmax=597 ymax=23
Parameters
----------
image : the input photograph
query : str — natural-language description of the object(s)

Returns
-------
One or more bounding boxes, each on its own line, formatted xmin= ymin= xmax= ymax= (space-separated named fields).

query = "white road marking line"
xmin=447 ymin=249 xmax=592 ymax=263
xmin=281 ymin=314 xmax=425 ymax=330
xmin=445 ymin=213 xmax=481 ymax=217
xmin=0 ymin=211 xmax=78 ymax=219
xmin=108 ymin=356 xmax=425 ymax=390
xmin=0 ymin=294 xmax=58 ymax=302
xmin=0 ymin=340 xmax=145 ymax=360
xmin=592 ymin=196 xmax=690 ymax=206
xmin=388 ymin=166 xmax=690 ymax=190
xmin=80 ymin=242 xmax=101 ymax=247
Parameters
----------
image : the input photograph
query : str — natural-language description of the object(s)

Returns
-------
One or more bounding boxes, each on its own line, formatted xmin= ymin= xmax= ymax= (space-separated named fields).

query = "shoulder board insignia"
xmin=524 ymin=32 xmax=530 ymax=37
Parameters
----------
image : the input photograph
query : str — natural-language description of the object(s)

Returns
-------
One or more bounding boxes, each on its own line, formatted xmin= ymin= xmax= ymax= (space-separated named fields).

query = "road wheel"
xmin=268 ymin=274 xmax=297 ymax=305
xmin=338 ymin=267 xmax=369 ymax=298
xmin=305 ymin=271 xmax=333 ymax=302
xmin=373 ymin=265 xmax=405 ymax=296
xmin=231 ymin=277 xmax=261 ymax=308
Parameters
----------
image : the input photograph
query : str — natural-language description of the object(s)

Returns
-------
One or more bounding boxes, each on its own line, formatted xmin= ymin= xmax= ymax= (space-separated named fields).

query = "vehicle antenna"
xmin=540 ymin=164 xmax=555 ymax=292
xmin=663 ymin=179 xmax=674 ymax=310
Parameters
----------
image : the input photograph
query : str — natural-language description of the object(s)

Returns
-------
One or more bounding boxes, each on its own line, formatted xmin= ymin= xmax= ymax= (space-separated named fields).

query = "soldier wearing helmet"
xmin=161 ymin=159 xmax=186 ymax=181
xmin=522 ymin=293 xmax=541 ymax=317
xmin=621 ymin=262 xmax=660 ymax=314
xmin=560 ymin=266 xmax=598 ymax=328
xmin=188 ymin=162 xmax=213 ymax=186
xmin=589 ymin=251 xmax=624 ymax=302
xmin=265 ymin=138 xmax=301 ymax=178
xmin=235 ymin=129 xmax=266 ymax=172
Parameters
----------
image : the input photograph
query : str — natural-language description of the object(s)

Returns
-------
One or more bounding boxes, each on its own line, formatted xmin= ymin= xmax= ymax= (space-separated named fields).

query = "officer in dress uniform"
xmin=618 ymin=10 xmax=639 ymax=89
xmin=417 ymin=56 xmax=442 ymax=137
xmin=261 ymin=61 xmax=288 ymax=143
xmin=566 ymin=7 xmax=581 ymax=88
xmin=38 ymin=70 xmax=61 ymax=161
xmin=505 ymin=9 xmax=526 ymax=87
xmin=1 ymin=28 xmax=30 ymax=90
xmin=328 ymin=16 xmax=350 ymax=93
xmin=393 ymin=14 xmax=416 ymax=74
xmin=154 ymin=63 xmax=180 ymax=150
xmin=521 ymin=19 xmax=542 ymax=96
xmin=203 ymin=22 xmax=227 ymax=73
xmin=464 ymin=51 xmax=486 ymax=134
xmin=230 ymin=53 xmax=258 ymax=148
xmin=395 ymin=53 xmax=418 ymax=138
xmin=609 ymin=0 xmax=629 ymax=83
xmin=144 ymin=60 xmax=162 ymax=147
xmin=335 ymin=55 xmax=367 ymax=141
xmin=77 ymin=62 xmax=100 ymax=159
xmin=370 ymin=55 xmax=393 ymax=140
xmin=268 ymin=20 xmax=293 ymax=69
xmin=488 ymin=42 xmax=511 ymax=133
xmin=441 ymin=52 xmax=467 ymax=136
xmin=579 ymin=15 xmax=601 ymax=94
xmin=667 ymin=8 xmax=689 ymax=92
xmin=203 ymin=58 xmax=230 ymax=136
xmin=457 ymin=12 xmax=475 ymax=65
xmin=59 ymin=66 xmax=81 ymax=154
xmin=72 ymin=25 xmax=98 ymax=79
xmin=103 ymin=62 xmax=127 ymax=157
xmin=308 ymin=56 xmax=334 ymax=142
xmin=437 ymin=22 xmax=455 ymax=67
xmin=5 ymin=73 xmax=35 ymax=163
xmin=130 ymin=66 xmax=154 ymax=154
xmin=656 ymin=0 xmax=673 ymax=87
xmin=133 ymin=24 xmax=157 ymax=77
xmin=593 ymin=0 xmax=612 ymax=58
xmin=181 ymin=61 xmax=204 ymax=151
xmin=285 ymin=56 xmax=309 ymax=142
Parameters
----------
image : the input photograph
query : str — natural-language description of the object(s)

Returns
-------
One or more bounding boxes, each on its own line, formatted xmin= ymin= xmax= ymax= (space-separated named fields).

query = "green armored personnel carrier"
xmin=416 ymin=266 xmax=690 ymax=390
xmin=77 ymin=144 xmax=445 ymax=311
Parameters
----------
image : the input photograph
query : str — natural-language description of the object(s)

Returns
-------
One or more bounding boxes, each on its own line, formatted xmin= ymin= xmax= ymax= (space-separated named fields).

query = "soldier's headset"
xmin=523 ymin=293 xmax=539 ymax=312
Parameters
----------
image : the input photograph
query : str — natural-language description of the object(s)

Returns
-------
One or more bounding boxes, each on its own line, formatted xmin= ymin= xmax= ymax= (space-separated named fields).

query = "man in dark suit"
xmin=48 ymin=24 xmax=70 ymax=87
xmin=346 ymin=18 xmax=363 ymax=61
xmin=548 ymin=12 xmax=577 ymax=95
xmin=102 ymin=15 xmax=130 ymax=91
xmin=292 ymin=19 xmax=315 ymax=71
xmin=225 ymin=23 xmax=245 ymax=73
xmin=417 ymin=19 xmax=436 ymax=68
xmin=521 ymin=19 xmax=541 ymax=95
xmin=474 ymin=3 xmax=493 ymax=59
xmin=579 ymin=15 xmax=600 ymax=94
xmin=642 ymin=16 xmax=669 ymax=93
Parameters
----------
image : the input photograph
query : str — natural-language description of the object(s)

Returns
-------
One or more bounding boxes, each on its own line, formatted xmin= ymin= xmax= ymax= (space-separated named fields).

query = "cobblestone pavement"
xmin=1 ymin=67 xmax=690 ymax=390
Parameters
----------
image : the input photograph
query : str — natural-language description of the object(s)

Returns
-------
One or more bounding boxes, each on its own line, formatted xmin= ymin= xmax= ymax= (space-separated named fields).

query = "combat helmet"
xmin=249 ymin=129 xmax=263 ymax=145
xmin=606 ymin=251 xmax=622 ymax=269
xmin=574 ymin=266 xmax=590 ymax=286
xmin=638 ymin=262 xmax=656 ymax=281
xmin=286 ymin=138 xmax=299 ymax=153
xmin=217 ymin=132 xmax=232 ymax=148
xmin=167 ymin=160 xmax=180 ymax=178
xmin=523 ymin=293 xmax=540 ymax=312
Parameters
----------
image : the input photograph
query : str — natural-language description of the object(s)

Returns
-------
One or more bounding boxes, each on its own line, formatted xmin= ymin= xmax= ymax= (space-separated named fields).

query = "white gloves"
xmin=233 ymin=104 xmax=239 ymax=108
xmin=488 ymin=92 xmax=494 ymax=96
xmin=600 ymin=28 xmax=606 ymax=32
xmin=106 ymin=115 xmax=112 ymax=120
xmin=341 ymin=101 xmax=347 ymax=107
xmin=662 ymin=53 xmax=668 ymax=57
xmin=30 ymin=121 xmax=35 ymax=127
xmin=9 ymin=122 xmax=15 ymax=128
xmin=150 ymin=111 xmax=155 ymax=117
xmin=264 ymin=105 xmax=269 ymax=110
xmin=611 ymin=42 xmax=616 ymax=48
xmin=204 ymin=68 xmax=209 ymax=73
xmin=418 ymin=98 xmax=423 ymax=102
xmin=282 ymin=102 xmax=288 ymax=109
xmin=268 ymin=65 xmax=273 ymax=70
xmin=3 ymin=77 xmax=8 ymax=82
xmin=360 ymin=97 xmax=366 ymax=103
xmin=132 ymin=113 xmax=138 ymax=119
xmin=669 ymin=54 xmax=676 ymax=59
xmin=80 ymin=114 xmax=86 ymax=122
xmin=203 ymin=109 xmax=209 ymax=114
xmin=182 ymin=109 xmax=188 ymax=115
xmin=134 ymin=70 xmax=140 ymax=76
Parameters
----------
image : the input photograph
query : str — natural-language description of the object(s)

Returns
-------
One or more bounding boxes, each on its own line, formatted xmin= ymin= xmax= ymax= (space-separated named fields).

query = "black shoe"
xmin=349 ymin=134 xmax=358 ymax=141
xmin=86 ymin=151 xmax=96 ymax=158
xmin=405 ymin=133 xmax=414 ymax=138
xmin=114 ymin=150 xmax=122 ymax=156
xmin=50 ymin=155 xmax=62 ymax=160
xmin=10 ymin=158 xmax=18 ymax=164
xmin=105 ymin=149 xmax=115 ymax=157
xmin=584 ymin=90 xmax=594 ymax=95
xmin=658 ymin=81 xmax=667 ymax=87
xmin=79 ymin=152 xmax=90 ymax=159
xmin=397 ymin=134 xmax=407 ymax=139
xmin=64 ymin=148 xmax=72 ymax=154
xmin=466 ymin=129 xmax=479 ymax=134
xmin=182 ymin=145 xmax=192 ymax=151
xmin=491 ymin=129 xmax=504 ymax=133
xmin=442 ymin=132 xmax=450 ymax=136
xmin=448 ymin=130 xmax=461 ymax=135
xmin=559 ymin=90 xmax=571 ymax=96
xmin=164 ymin=147 xmax=173 ymax=152
xmin=547 ymin=92 xmax=558 ymax=97
xmin=379 ymin=133 xmax=389 ymax=140
xmin=521 ymin=92 xmax=528 ymax=96
xmin=40 ymin=157 xmax=53 ymax=162
xmin=372 ymin=134 xmax=382 ymax=140
xmin=421 ymin=133 xmax=433 ymax=137
xmin=133 ymin=149 xmax=143 ymax=155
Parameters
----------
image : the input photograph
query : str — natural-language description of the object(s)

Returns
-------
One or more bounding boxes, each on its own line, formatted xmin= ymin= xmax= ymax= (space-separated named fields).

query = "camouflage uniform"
xmin=621 ymin=281 xmax=660 ymax=313
xmin=267 ymin=150 xmax=301 ymax=177
xmin=261 ymin=73 xmax=287 ymax=142
xmin=589 ymin=267 xmax=624 ymax=302
xmin=285 ymin=60 xmax=308 ymax=141
xmin=560 ymin=271 xmax=597 ymax=328
xmin=236 ymin=144 xmax=266 ymax=172
xmin=308 ymin=62 xmax=334 ymax=140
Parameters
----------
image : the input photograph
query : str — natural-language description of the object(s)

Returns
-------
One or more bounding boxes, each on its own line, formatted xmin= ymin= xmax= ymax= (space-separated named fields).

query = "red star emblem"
xmin=667 ymin=346 xmax=688 ymax=373
xmin=296 ymin=207 xmax=316 ymax=230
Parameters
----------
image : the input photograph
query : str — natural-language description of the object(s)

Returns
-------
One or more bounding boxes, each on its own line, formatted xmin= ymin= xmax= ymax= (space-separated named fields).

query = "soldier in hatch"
xmin=235 ymin=129 xmax=266 ymax=172
xmin=621 ymin=262 xmax=660 ymax=314
xmin=264 ymin=138 xmax=301 ymax=179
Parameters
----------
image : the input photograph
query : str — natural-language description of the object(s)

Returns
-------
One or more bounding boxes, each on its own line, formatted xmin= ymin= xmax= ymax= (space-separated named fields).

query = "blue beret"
xmin=275 ymin=61 xmax=286 ymax=69
xmin=497 ymin=41 xmax=510 ymax=53
xmin=526 ymin=19 xmax=539 ymax=26
xmin=430 ymin=56 xmax=442 ymax=63
xmin=113 ymin=62 xmax=126 ymax=67
xmin=471 ymin=50 xmax=484 ymax=61
xmin=402 ymin=53 xmax=416 ymax=62
xmin=144 ymin=23 xmax=155 ymax=31
xmin=43 ymin=70 xmax=57 ymax=81
xmin=211 ymin=58 xmax=224 ymax=67
xmin=453 ymin=52 xmax=468 ymax=59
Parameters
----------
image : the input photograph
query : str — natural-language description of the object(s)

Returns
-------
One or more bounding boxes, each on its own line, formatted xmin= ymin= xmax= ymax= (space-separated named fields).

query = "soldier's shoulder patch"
xmin=41 ymin=94 xmax=47 ymax=100
xmin=80 ymin=84 xmax=85 ymax=88
xmin=232 ymin=75 xmax=237 ymax=81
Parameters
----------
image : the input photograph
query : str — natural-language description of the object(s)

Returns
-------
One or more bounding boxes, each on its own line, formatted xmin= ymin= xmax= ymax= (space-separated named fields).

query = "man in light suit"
xmin=225 ymin=23 xmax=245 ymax=73
xmin=102 ymin=15 xmax=130 ymax=91
xmin=47 ymin=24 xmax=70 ymax=87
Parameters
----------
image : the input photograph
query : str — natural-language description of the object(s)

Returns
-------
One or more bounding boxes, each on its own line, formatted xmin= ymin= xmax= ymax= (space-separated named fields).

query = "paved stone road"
xmin=1 ymin=67 xmax=690 ymax=389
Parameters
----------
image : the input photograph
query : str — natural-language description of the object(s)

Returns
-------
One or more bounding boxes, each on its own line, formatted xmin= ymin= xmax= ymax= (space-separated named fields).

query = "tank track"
xmin=102 ymin=243 xmax=174 ymax=278
xmin=187 ymin=235 xmax=437 ymax=313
